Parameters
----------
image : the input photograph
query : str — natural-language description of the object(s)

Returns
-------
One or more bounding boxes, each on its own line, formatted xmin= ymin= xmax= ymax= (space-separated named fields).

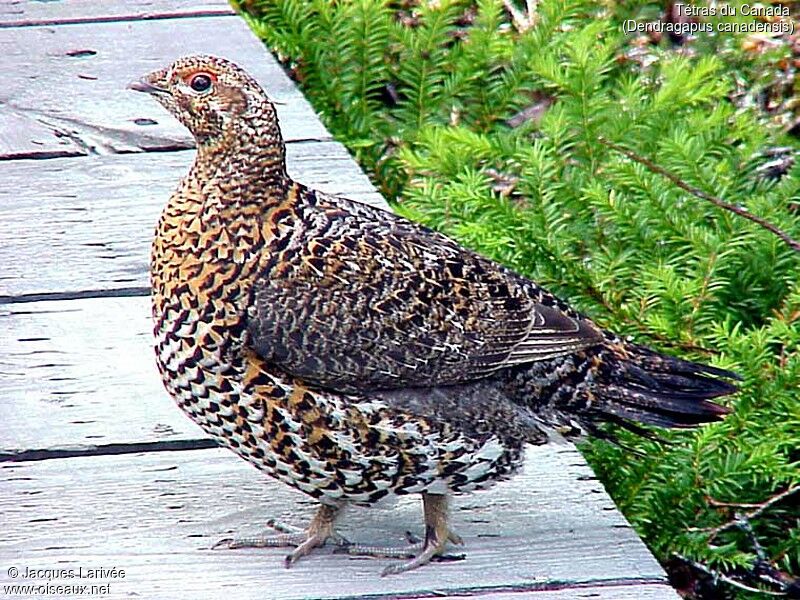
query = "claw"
xmin=448 ymin=530 xmax=464 ymax=546
xmin=211 ymin=537 xmax=234 ymax=550
xmin=212 ymin=504 xmax=343 ymax=568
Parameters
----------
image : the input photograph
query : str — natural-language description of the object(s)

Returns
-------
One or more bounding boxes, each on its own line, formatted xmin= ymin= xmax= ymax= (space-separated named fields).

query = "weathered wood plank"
xmin=0 ymin=0 xmax=233 ymax=28
xmin=0 ymin=143 xmax=384 ymax=300
xmin=0 ymin=296 xmax=185 ymax=452
xmin=455 ymin=587 xmax=678 ymax=599
xmin=0 ymin=110 xmax=81 ymax=160
xmin=0 ymin=15 xmax=327 ymax=160
xmin=0 ymin=448 xmax=675 ymax=599
xmin=445 ymin=586 xmax=678 ymax=599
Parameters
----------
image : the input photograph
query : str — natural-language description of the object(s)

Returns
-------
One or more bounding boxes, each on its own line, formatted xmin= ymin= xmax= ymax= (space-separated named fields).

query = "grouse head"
xmin=130 ymin=54 xmax=280 ymax=150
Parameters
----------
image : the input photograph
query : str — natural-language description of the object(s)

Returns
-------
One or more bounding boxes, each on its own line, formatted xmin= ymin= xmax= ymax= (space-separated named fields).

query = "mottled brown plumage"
xmin=131 ymin=55 xmax=737 ymax=575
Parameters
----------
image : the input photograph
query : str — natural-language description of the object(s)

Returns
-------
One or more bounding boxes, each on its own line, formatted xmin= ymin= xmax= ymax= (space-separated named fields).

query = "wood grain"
xmin=0 ymin=143 xmax=384 ymax=300
xmin=0 ymin=0 xmax=233 ymax=27
xmin=0 ymin=15 xmax=327 ymax=160
xmin=0 ymin=448 xmax=676 ymax=599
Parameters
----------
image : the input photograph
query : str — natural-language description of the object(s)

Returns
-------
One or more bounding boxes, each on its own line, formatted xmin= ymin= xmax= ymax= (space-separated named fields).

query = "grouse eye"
xmin=189 ymin=73 xmax=213 ymax=93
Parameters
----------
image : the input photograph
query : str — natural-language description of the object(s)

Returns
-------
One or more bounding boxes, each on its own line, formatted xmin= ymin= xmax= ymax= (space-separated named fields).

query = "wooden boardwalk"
xmin=0 ymin=2 xmax=679 ymax=598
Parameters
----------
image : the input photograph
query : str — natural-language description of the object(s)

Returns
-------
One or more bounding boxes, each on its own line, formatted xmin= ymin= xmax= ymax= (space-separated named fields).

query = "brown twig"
xmin=599 ymin=138 xmax=800 ymax=254
xmin=691 ymin=485 xmax=800 ymax=540
xmin=707 ymin=497 xmax=764 ymax=509
xmin=676 ymin=509 xmax=799 ymax=596
xmin=642 ymin=331 xmax=719 ymax=356
xmin=673 ymin=553 xmax=788 ymax=596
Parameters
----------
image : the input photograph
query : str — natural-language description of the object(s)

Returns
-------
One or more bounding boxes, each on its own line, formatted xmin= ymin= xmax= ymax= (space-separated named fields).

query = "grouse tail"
xmin=585 ymin=342 xmax=737 ymax=431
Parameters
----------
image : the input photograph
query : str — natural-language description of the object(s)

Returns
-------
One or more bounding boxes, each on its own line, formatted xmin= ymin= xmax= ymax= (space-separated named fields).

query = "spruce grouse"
xmin=130 ymin=55 xmax=737 ymax=576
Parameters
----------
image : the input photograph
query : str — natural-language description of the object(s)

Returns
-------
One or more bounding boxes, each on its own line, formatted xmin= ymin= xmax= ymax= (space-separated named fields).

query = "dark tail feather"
xmin=591 ymin=343 xmax=737 ymax=430
xmin=582 ymin=417 xmax=664 ymax=456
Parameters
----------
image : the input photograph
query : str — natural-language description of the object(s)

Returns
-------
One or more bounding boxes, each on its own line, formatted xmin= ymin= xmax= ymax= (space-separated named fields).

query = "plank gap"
xmin=0 ymin=149 xmax=85 ymax=161
xmin=0 ymin=137 xmax=334 ymax=163
xmin=0 ymin=438 xmax=217 ymax=463
xmin=0 ymin=9 xmax=236 ymax=30
xmin=0 ymin=286 xmax=150 ymax=305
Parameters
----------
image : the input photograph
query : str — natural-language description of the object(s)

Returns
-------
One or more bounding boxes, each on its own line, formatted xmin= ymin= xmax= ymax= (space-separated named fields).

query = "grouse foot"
xmin=212 ymin=504 xmax=348 ymax=567
xmin=384 ymin=493 xmax=462 ymax=576
xmin=339 ymin=528 xmax=463 ymax=560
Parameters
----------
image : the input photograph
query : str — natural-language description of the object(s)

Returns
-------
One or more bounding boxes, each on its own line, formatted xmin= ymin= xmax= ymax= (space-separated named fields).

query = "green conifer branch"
xmin=600 ymin=138 xmax=800 ymax=253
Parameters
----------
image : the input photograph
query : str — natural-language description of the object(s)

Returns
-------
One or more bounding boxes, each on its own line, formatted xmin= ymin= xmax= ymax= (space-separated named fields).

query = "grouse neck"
xmin=195 ymin=111 xmax=289 ymax=189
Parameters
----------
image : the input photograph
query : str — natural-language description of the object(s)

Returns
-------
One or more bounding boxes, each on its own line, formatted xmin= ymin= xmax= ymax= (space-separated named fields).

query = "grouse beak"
xmin=128 ymin=67 xmax=170 ymax=96
xmin=128 ymin=79 xmax=167 ymax=94
xmin=128 ymin=79 xmax=169 ymax=95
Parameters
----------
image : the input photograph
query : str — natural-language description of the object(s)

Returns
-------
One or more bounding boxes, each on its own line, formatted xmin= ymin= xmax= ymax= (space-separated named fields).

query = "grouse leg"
xmin=212 ymin=503 xmax=348 ymax=567
xmin=338 ymin=493 xmax=463 ymax=575
xmin=381 ymin=492 xmax=459 ymax=576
